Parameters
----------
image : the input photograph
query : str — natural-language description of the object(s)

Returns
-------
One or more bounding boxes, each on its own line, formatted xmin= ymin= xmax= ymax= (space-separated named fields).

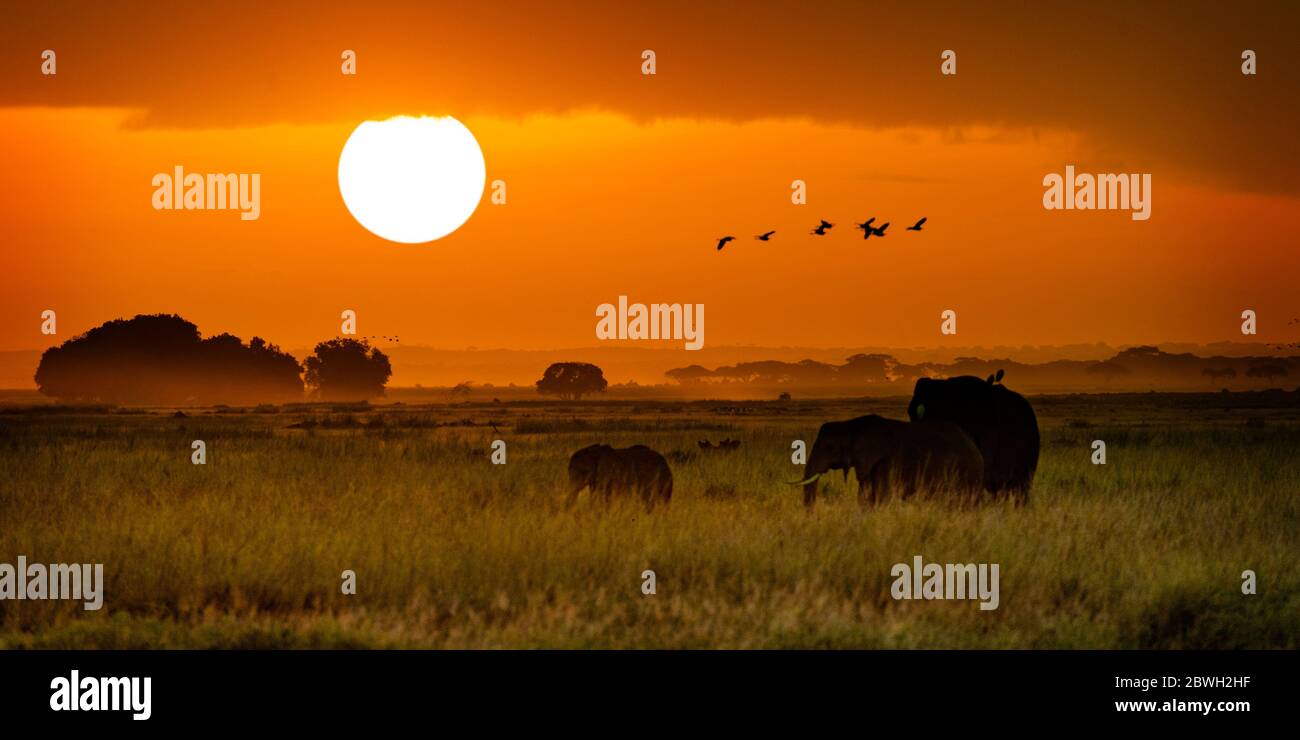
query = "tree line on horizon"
xmin=664 ymin=346 xmax=1296 ymax=392
xmin=34 ymin=314 xmax=392 ymax=404
xmin=31 ymin=317 xmax=1300 ymax=404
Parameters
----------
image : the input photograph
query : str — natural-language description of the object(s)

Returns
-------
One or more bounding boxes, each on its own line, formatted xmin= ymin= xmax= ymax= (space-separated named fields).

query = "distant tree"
xmin=448 ymin=381 xmax=473 ymax=402
xmin=303 ymin=338 xmax=392 ymax=400
xmin=34 ymin=313 xmax=302 ymax=404
xmin=839 ymin=353 xmax=894 ymax=383
xmin=536 ymin=362 xmax=608 ymax=400
xmin=664 ymin=364 xmax=715 ymax=384
xmin=778 ymin=391 xmax=792 ymax=401
xmin=703 ymin=359 xmax=838 ymax=385
xmin=198 ymin=333 xmax=305 ymax=401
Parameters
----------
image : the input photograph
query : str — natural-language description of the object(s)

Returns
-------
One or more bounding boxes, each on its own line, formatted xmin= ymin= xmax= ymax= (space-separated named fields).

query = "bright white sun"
xmin=338 ymin=116 xmax=486 ymax=243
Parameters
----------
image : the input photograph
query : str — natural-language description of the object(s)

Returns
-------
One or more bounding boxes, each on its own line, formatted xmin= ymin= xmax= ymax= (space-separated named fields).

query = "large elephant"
xmin=907 ymin=373 xmax=1040 ymax=504
xmin=793 ymin=415 xmax=983 ymax=508
xmin=566 ymin=444 xmax=673 ymax=509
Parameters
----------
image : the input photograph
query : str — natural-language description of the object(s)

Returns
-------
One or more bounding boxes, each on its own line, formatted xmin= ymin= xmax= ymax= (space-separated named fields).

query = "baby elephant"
xmin=794 ymin=415 xmax=983 ymax=508
xmin=567 ymin=444 xmax=673 ymax=510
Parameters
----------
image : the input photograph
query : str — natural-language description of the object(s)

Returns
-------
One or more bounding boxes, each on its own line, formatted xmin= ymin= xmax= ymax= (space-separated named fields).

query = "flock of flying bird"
xmin=716 ymin=216 xmax=927 ymax=250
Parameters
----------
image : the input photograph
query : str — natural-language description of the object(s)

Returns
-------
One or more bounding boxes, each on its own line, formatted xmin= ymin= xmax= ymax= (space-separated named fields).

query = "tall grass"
xmin=0 ymin=396 xmax=1296 ymax=648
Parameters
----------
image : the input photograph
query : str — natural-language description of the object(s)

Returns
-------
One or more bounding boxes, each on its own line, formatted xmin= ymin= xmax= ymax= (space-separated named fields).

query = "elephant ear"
xmin=995 ymin=368 xmax=1005 ymax=383
xmin=986 ymin=374 xmax=995 ymax=384
xmin=915 ymin=403 xmax=926 ymax=420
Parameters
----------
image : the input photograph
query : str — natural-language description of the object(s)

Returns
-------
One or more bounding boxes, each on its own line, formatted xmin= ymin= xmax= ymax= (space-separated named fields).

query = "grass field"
xmin=1 ymin=392 xmax=1298 ymax=648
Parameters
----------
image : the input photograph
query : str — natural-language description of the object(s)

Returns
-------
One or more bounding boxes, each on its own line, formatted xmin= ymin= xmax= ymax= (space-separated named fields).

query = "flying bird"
xmin=855 ymin=218 xmax=877 ymax=239
xmin=755 ymin=230 xmax=776 ymax=241
xmin=907 ymin=217 xmax=927 ymax=231
xmin=716 ymin=236 xmax=736 ymax=250
xmin=811 ymin=219 xmax=834 ymax=236
xmin=871 ymin=222 xmax=890 ymax=237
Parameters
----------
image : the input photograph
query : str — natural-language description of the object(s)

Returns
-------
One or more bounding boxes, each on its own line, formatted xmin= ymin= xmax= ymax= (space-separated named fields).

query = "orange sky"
xmin=2 ymin=1 xmax=1298 ymax=357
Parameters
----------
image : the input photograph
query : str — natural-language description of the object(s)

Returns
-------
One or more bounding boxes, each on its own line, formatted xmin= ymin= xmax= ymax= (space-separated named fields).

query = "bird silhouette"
xmin=872 ymin=222 xmax=890 ymax=237
xmin=811 ymin=219 xmax=834 ymax=236
xmin=755 ymin=230 xmax=776 ymax=241
xmin=907 ymin=217 xmax=927 ymax=231
xmin=855 ymin=218 xmax=877 ymax=239
xmin=716 ymin=236 xmax=736 ymax=251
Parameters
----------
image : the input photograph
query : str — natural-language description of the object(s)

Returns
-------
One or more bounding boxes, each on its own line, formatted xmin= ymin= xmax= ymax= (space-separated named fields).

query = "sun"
xmin=338 ymin=116 xmax=486 ymax=243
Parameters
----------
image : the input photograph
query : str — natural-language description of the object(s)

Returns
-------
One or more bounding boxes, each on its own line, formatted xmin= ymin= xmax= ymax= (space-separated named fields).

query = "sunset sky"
xmin=2 ymin=1 xmax=1298 ymax=360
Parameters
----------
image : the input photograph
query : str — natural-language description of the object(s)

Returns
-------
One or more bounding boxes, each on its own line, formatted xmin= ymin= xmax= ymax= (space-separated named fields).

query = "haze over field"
xmin=4 ymin=341 xmax=1298 ymax=398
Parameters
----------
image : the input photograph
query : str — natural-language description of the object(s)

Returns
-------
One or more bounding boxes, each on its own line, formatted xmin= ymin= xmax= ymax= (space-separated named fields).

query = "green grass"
xmin=1 ymin=394 xmax=1297 ymax=648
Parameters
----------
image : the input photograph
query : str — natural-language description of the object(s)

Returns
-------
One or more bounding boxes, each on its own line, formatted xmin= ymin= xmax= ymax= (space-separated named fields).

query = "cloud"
xmin=3 ymin=1 xmax=1298 ymax=193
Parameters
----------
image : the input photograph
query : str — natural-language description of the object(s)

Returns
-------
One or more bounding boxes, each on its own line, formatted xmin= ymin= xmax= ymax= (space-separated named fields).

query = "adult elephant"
xmin=793 ymin=415 xmax=983 ymax=508
xmin=566 ymin=444 xmax=673 ymax=510
xmin=907 ymin=372 xmax=1040 ymax=504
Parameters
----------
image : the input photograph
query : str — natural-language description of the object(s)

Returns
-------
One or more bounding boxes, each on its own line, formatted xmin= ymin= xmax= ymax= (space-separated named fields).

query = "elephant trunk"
xmin=797 ymin=443 xmax=838 ymax=507
xmin=802 ymin=476 xmax=822 ymax=507
xmin=568 ymin=468 xmax=592 ymax=498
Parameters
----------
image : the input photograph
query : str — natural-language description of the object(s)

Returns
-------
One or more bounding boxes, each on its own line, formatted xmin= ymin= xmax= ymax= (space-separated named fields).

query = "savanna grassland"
xmin=1 ymin=392 xmax=1298 ymax=649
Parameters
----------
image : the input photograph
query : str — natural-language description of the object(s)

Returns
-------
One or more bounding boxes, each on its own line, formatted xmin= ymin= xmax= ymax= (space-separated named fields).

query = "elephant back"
xmin=908 ymin=376 xmax=1040 ymax=494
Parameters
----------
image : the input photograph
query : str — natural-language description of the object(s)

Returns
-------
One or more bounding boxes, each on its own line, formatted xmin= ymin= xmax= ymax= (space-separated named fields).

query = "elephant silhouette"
xmin=907 ymin=374 xmax=1040 ymax=504
xmin=566 ymin=444 xmax=673 ymax=510
xmin=793 ymin=415 xmax=983 ymax=508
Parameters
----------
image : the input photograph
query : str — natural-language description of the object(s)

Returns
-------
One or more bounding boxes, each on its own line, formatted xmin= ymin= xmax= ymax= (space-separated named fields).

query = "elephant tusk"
xmin=789 ymin=472 xmax=824 ymax=486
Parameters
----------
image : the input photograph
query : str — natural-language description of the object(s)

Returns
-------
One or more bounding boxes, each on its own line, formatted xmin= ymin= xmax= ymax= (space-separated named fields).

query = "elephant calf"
xmin=794 ymin=415 xmax=983 ymax=508
xmin=567 ymin=444 xmax=673 ymax=510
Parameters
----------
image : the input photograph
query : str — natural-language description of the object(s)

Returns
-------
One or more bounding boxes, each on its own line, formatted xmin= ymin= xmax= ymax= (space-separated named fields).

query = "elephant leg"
xmin=870 ymin=460 xmax=891 ymax=505
xmin=902 ymin=472 xmax=919 ymax=501
xmin=650 ymin=478 xmax=671 ymax=510
xmin=591 ymin=478 xmax=610 ymax=504
xmin=641 ymin=485 xmax=656 ymax=512
xmin=855 ymin=464 xmax=873 ymax=508
xmin=1010 ymin=484 xmax=1030 ymax=507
